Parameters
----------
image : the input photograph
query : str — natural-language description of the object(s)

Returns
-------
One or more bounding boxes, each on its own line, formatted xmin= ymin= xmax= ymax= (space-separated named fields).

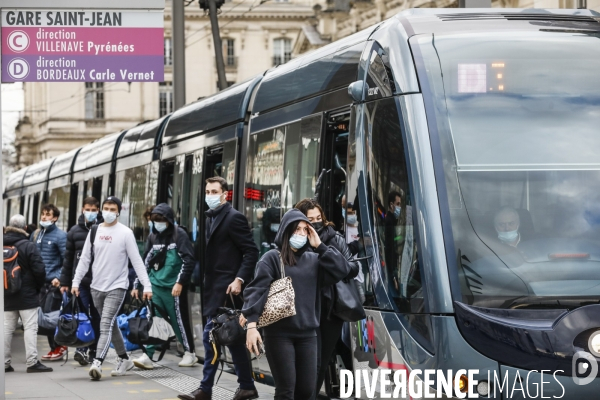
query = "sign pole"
xmin=172 ymin=0 xmax=186 ymax=110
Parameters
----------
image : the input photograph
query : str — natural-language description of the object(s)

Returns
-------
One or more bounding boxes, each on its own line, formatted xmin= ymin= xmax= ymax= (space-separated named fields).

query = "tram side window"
xmin=8 ymin=199 xmax=20 ymax=224
xmin=116 ymin=163 xmax=159 ymax=251
xmin=48 ymin=186 xmax=70 ymax=232
xmin=366 ymin=98 xmax=424 ymax=313
xmin=281 ymin=116 xmax=321 ymax=213
xmin=245 ymin=128 xmax=285 ymax=255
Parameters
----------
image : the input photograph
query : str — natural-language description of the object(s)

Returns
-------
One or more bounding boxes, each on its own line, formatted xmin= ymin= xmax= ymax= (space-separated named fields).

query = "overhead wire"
xmin=186 ymin=0 xmax=269 ymax=48
xmin=185 ymin=0 xmax=247 ymax=41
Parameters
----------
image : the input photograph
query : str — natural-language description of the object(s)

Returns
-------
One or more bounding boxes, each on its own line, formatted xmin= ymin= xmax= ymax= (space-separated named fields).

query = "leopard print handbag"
xmin=257 ymin=252 xmax=296 ymax=328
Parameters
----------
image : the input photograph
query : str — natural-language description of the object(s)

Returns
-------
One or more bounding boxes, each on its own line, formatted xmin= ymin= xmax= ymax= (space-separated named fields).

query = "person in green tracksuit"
xmin=131 ymin=203 xmax=197 ymax=369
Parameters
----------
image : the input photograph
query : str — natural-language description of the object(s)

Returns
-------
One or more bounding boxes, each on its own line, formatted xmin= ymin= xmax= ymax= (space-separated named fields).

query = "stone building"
xmin=14 ymin=0 xmax=313 ymax=167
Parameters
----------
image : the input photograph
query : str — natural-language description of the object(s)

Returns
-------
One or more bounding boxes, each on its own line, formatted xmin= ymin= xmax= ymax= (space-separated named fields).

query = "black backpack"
xmin=3 ymin=242 xmax=25 ymax=294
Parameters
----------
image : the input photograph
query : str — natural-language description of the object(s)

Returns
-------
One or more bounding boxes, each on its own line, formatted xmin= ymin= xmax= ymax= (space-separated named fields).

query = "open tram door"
xmin=158 ymin=140 xmax=238 ymax=362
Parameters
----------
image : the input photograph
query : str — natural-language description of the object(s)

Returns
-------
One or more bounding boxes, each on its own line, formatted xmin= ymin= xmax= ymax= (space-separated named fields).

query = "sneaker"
xmin=26 ymin=361 xmax=53 ymax=373
xmin=111 ymin=358 xmax=134 ymax=376
xmin=5 ymin=365 xmax=14 ymax=372
xmin=178 ymin=351 xmax=197 ymax=367
xmin=74 ymin=350 xmax=89 ymax=366
xmin=48 ymin=346 xmax=67 ymax=361
xmin=41 ymin=348 xmax=56 ymax=361
xmin=133 ymin=353 xmax=154 ymax=370
xmin=89 ymin=359 xmax=102 ymax=381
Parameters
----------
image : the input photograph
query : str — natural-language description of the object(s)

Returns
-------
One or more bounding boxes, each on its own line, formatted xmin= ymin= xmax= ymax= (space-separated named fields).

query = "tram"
xmin=6 ymin=8 xmax=600 ymax=398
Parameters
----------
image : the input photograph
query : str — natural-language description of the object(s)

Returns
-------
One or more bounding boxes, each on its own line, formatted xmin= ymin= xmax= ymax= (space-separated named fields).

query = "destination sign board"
xmin=1 ymin=9 xmax=164 ymax=82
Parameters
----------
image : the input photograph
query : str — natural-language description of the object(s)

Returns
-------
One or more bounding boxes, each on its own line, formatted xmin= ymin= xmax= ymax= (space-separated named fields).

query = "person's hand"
xmin=60 ymin=286 xmax=70 ymax=294
xmin=71 ymin=287 xmax=80 ymax=297
xmin=51 ymin=278 xmax=60 ymax=287
xmin=227 ymin=279 xmax=242 ymax=296
xmin=143 ymin=292 xmax=153 ymax=301
xmin=239 ymin=314 xmax=247 ymax=327
xmin=131 ymin=289 xmax=140 ymax=299
xmin=172 ymin=283 xmax=183 ymax=297
xmin=246 ymin=324 xmax=262 ymax=356
xmin=307 ymin=225 xmax=322 ymax=248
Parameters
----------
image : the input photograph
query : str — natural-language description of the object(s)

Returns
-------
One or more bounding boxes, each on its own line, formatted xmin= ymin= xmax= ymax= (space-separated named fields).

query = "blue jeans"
xmin=200 ymin=317 xmax=255 ymax=394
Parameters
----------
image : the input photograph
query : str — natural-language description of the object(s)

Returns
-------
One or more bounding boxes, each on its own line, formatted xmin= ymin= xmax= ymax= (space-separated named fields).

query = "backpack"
xmin=3 ymin=243 xmax=25 ymax=294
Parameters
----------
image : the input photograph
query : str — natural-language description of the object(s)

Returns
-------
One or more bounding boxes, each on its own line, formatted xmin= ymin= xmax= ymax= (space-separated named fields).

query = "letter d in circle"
xmin=573 ymin=351 xmax=598 ymax=386
xmin=7 ymin=58 xmax=29 ymax=80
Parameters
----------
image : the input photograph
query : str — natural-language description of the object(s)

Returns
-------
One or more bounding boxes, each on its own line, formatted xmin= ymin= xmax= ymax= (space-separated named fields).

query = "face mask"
xmin=154 ymin=222 xmax=168 ymax=233
xmin=312 ymin=222 xmax=324 ymax=232
xmin=206 ymin=194 xmax=223 ymax=210
xmin=103 ymin=211 xmax=118 ymax=224
xmin=40 ymin=220 xmax=53 ymax=229
xmin=270 ymin=223 xmax=280 ymax=233
xmin=148 ymin=221 xmax=154 ymax=231
xmin=347 ymin=215 xmax=358 ymax=226
xmin=498 ymin=230 xmax=518 ymax=243
xmin=84 ymin=211 xmax=98 ymax=222
xmin=342 ymin=209 xmax=346 ymax=218
xmin=394 ymin=206 xmax=402 ymax=219
xmin=289 ymin=234 xmax=307 ymax=249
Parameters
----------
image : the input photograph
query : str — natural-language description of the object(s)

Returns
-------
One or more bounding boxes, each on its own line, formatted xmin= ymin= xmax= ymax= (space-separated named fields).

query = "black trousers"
xmin=265 ymin=335 xmax=318 ymax=400
xmin=316 ymin=308 xmax=344 ymax=396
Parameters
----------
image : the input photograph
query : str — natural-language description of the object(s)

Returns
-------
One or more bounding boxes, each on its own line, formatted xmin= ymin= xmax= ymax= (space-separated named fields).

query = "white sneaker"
xmin=89 ymin=359 xmax=102 ymax=381
xmin=111 ymin=358 xmax=134 ymax=376
xmin=178 ymin=351 xmax=197 ymax=367
xmin=133 ymin=353 xmax=154 ymax=370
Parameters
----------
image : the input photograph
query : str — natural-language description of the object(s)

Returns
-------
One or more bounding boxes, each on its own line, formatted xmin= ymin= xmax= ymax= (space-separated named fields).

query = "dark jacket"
xmin=60 ymin=213 xmax=102 ymax=288
xmin=242 ymin=209 xmax=351 ymax=338
xmin=32 ymin=222 xmax=67 ymax=283
xmin=318 ymin=225 xmax=360 ymax=319
xmin=141 ymin=203 xmax=196 ymax=289
xmin=4 ymin=227 xmax=46 ymax=311
xmin=204 ymin=202 xmax=259 ymax=317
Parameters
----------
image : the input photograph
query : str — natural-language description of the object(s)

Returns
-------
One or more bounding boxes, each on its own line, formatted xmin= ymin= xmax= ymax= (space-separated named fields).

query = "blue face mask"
xmin=347 ymin=214 xmax=358 ymax=226
xmin=289 ymin=234 xmax=307 ymax=249
xmin=154 ymin=222 xmax=168 ymax=233
xmin=394 ymin=206 xmax=401 ymax=219
xmin=148 ymin=221 xmax=154 ymax=231
xmin=206 ymin=194 xmax=223 ymax=210
xmin=498 ymin=230 xmax=518 ymax=243
xmin=84 ymin=211 xmax=98 ymax=222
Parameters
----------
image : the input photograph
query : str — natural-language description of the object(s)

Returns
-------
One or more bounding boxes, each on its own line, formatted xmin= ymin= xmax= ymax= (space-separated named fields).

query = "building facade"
xmin=13 ymin=0 xmax=600 ymax=167
xmin=14 ymin=0 xmax=313 ymax=167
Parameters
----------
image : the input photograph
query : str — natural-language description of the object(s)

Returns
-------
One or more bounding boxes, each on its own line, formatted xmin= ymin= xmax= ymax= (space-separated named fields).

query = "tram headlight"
xmin=477 ymin=380 xmax=490 ymax=397
xmin=588 ymin=331 xmax=600 ymax=357
xmin=455 ymin=374 xmax=469 ymax=393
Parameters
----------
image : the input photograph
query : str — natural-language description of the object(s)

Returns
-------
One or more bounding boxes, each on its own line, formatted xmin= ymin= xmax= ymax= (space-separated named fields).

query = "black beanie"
xmin=103 ymin=196 xmax=122 ymax=213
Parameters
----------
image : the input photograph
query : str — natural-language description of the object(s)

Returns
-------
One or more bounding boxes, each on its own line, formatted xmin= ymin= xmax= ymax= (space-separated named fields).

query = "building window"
xmin=159 ymin=82 xmax=174 ymax=117
xmin=85 ymin=82 xmax=104 ymax=119
xmin=273 ymin=38 xmax=292 ymax=66
xmin=225 ymin=39 xmax=235 ymax=66
xmin=164 ymin=37 xmax=173 ymax=66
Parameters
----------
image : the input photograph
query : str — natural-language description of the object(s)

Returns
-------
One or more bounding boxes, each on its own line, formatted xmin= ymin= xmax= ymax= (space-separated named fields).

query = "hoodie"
xmin=139 ymin=203 xmax=196 ymax=289
xmin=242 ymin=209 xmax=351 ymax=338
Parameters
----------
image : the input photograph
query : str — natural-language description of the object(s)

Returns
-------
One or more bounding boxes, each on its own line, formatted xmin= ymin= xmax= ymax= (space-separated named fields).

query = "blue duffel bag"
xmin=110 ymin=306 xmax=147 ymax=352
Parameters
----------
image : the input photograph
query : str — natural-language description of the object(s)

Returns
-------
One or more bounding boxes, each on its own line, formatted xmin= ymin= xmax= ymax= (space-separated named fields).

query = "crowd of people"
xmin=4 ymin=175 xmax=363 ymax=400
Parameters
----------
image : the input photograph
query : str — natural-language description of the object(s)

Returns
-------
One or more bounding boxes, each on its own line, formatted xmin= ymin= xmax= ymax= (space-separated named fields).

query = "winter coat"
xmin=32 ymin=223 xmax=67 ymax=283
xmin=60 ymin=213 xmax=102 ymax=288
xmin=204 ymin=202 xmax=259 ymax=317
xmin=318 ymin=225 xmax=360 ymax=319
xmin=4 ymin=227 xmax=46 ymax=311
xmin=242 ymin=209 xmax=351 ymax=338
xmin=140 ymin=203 xmax=196 ymax=289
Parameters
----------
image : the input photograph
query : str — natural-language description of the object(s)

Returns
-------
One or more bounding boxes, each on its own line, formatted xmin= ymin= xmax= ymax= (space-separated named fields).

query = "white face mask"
xmin=497 ymin=230 xmax=518 ymax=243
xmin=103 ymin=211 xmax=118 ymax=224
xmin=206 ymin=194 xmax=223 ymax=210
xmin=40 ymin=220 xmax=53 ymax=229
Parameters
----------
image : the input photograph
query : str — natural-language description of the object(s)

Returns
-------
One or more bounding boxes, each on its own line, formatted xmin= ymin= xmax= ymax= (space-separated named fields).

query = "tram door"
xmin=160 ymin=140 xmax=238 ymax=362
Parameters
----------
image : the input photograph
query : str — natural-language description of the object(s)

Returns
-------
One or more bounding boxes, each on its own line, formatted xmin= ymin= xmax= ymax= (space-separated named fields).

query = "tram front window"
xmin=420 ymin=31 xmax=600 ymax=309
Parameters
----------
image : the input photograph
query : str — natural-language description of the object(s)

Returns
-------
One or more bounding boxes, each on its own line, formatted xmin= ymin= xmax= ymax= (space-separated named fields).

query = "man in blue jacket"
xmin=32 ymin=204 xmax=67 ymax=361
